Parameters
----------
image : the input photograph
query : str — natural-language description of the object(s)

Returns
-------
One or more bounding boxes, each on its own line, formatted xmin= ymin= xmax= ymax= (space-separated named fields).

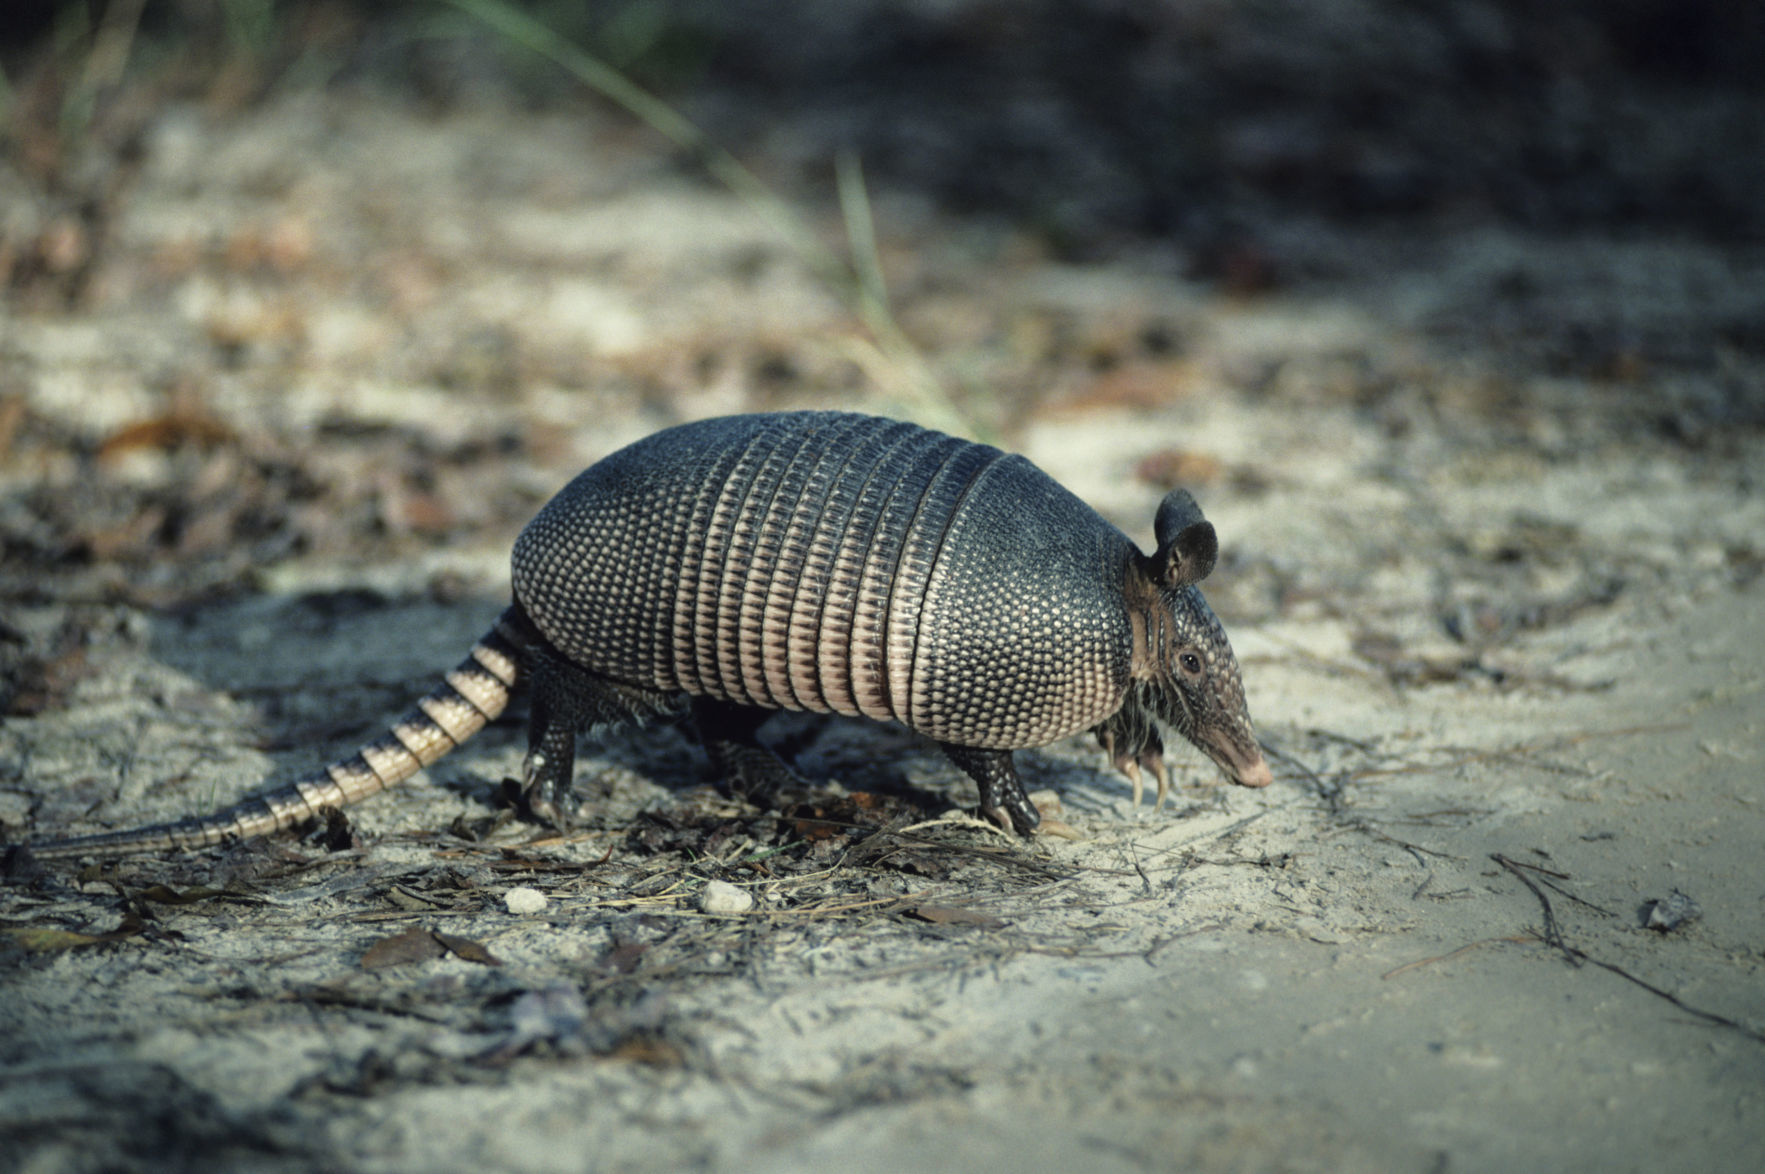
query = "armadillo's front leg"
xmin=522 ymin=644 xmax=681 ymax=827
xmin=691 ymin=697 xmax=803 ymax=802
xmin=940 ymin=744 xmax=1041 ymax=836
xmin=1095 ymin=711 xmax=1169 ymax=809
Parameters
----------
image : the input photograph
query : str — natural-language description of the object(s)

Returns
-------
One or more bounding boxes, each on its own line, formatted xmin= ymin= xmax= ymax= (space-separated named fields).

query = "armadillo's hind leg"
xmin=940 ymin=744 xmax=1041 ymax=836
xmin=691 ymin=698 xmax=802 ymax=804
xmin=520 ymin=643 xmax=680 ymax=827
xmin=520 ymin=684 xmax=578 ymax=828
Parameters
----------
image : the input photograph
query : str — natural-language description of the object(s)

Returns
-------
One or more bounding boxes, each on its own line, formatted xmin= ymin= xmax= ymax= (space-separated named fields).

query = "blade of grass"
xmin=438 ymin=0 xmax=972 ymax=435
xmin=835 ymin=150 xmax=971 ymax=435
xmin=837 ymin=150 xmax=889 ymax=332
xmin=439 ymin=0 xmax=844 ymax=291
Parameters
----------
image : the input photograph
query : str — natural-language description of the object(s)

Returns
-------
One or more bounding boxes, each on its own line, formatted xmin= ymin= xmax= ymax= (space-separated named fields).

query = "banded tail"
xmin=17 ymin=609 xmax=526 ymax=861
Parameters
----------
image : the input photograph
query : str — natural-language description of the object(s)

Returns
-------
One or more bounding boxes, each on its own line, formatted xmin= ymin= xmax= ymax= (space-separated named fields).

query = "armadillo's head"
xmin=1134 ymin=489 xmax=1272 ymax=790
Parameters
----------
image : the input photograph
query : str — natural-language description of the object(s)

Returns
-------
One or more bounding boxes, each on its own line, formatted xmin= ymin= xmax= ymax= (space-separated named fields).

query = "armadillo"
xmin=17 ymin=411 xmax=1270 ymax=860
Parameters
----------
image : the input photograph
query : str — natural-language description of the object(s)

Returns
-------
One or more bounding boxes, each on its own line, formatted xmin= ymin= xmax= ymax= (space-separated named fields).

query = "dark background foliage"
xmin=6 ymin=0 xmax=1762 ymax=253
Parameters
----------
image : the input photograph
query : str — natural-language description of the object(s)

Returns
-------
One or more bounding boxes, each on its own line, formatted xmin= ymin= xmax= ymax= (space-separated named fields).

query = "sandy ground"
xmin=2 ymin=90 xmax=1763 ymax=1174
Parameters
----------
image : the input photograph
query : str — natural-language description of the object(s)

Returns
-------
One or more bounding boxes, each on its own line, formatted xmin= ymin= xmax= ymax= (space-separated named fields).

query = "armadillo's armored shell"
xmin=512 ymin=412 xmax=1136 ymax=749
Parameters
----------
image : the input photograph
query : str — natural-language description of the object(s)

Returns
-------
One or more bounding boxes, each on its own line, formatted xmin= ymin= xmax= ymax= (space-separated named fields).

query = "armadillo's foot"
xmin=692 ymin=698 xmax=803 ymax=804
xmin=3 ymin=844 xmax=44 ymax=881
xmin=1098 ymin=723 xmax=1168 ymax=811
xmin=940 ymin=743 xmax=1041 ymax=837
xmin=984 ymin=791 xmax=1042 ymax=837
xmin=1120 ymin=754 xmax=1170 ymax=811
xmin=520 ymin=641 xmax=682 ymax=828
xmin=711 ymin=743 xmax=804 ymax=804
xmin=515 ymin=748 xmax=581 ymax=829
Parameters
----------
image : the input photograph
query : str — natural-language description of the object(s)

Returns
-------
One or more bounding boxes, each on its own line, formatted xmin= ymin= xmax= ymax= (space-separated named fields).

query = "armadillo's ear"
xmin=1150 ymin=489 xmax=1218 ymax=588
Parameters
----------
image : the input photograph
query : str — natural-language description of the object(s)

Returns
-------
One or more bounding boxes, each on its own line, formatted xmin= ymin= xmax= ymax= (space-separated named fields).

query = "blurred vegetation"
xmin=4 ymin=0 xmax=1762 ymax=248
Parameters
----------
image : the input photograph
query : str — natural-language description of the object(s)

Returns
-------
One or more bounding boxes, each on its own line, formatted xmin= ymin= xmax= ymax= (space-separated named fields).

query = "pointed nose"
xmin=1234 ymin=754 xmax=1273 ymax=789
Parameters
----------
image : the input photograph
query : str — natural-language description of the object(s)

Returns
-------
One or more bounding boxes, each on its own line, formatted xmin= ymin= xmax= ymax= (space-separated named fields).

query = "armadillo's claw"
xmin=1112 ymin=749 xmax=1168 ymax=812
xmin=1121 ymin=758 xmax=1143 ymax=809
xmin=506 ymin=775 xmax=580 ymax=830
xmin=1149 ymin=755 xmax=1170 ymax=811
xmin=942 ymin=743 xmax=1040 ymax=837
xmin=515 ymin=735 xmax=585 ymax=829
xmin=1100 ymin=724 xmax=1167 ymax=813
xmin=996 ymin=790 xmax=1042 ymax=836
xmin=978 ymin=795 xmax=1041 ymax=837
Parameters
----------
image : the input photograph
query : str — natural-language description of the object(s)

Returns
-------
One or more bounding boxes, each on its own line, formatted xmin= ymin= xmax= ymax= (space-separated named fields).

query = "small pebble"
xmin=698 ymin=880 xmax=754 ymax=914
xmin=1643 ymin=889 xmax=1701 ymax=932
xmin=505 ymin=886 xmax=548 ymax=915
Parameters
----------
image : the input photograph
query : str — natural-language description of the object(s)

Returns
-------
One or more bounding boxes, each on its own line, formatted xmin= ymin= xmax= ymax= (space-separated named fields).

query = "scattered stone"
xmin=1642 ymin=890 xmax=1701 ymax=932
xmin=698 ymin=880 xmax=753 ymax=914
xmin=505 ymin=886 xmax=548 ymax=915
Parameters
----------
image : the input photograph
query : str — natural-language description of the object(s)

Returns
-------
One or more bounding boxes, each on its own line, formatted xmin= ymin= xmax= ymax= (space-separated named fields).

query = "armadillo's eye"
xmin=1179 ymin=652 xmax=1202 ymax=675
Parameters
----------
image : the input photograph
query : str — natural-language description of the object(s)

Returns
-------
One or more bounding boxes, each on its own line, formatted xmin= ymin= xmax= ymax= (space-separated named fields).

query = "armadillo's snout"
xmin=1209 ymin=733 xmax=1273 ymax=789
xmin=1233 ymin=753 xmax=1273 ymax=789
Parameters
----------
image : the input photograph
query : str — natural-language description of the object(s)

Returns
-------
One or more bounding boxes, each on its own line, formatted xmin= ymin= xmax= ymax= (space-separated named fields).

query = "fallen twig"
xmin=1261 ymin=741 xmax=1343 ymax=807
xmin=1492 ymin=853 xmax=1765 ymax=1045
xmin=1492 ymin=853 xmax=1574 ymax=959
xmin=1498 ymin=856 xmax=1615 ymax=915
xmin=1382 ymin=935 xmax=1534 ymax=980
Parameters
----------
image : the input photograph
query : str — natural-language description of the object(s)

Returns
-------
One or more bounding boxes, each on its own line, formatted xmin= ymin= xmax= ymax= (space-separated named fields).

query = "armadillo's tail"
xmin=17 ymin=607 xmax=527 ymax=861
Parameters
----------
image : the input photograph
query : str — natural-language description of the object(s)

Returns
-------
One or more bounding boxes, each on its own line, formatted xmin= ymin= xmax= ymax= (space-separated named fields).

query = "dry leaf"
xmin=906 ymin=905 xmax=1006 ymax=930
xmin=607 ymin=1035 xmax=685 ymax=1067
xmin=432 ymin=931 xmax=501 ymax=967
xmin=601 ymin=941 xmax=649 ymax=975
xmin=97 ymin=413 xmax=234 ymax=461
xmin=135 ymin=884 xmax=228 ymax=905
xmin=3 ymin=927 xmax=109 ymax=952
xmin=359 ymin=926 xmax=446 ymax=970
xmin=1035 ymin=818 xmax=1084 ymax=841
